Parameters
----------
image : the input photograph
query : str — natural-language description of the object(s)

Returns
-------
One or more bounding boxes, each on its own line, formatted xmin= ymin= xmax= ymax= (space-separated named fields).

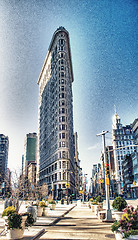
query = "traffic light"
xmin=105 ymin=163 xmax=109 ymax=176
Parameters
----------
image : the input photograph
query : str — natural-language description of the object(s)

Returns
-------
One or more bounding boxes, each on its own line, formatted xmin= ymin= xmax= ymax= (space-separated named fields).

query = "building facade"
xmin=112 ymin=112 xmax=135 ymax=194
xmin=131 ymin=118 xmax=138 ymax=197
xmin=91 ymin=163 xmax=102 ymax=197
xmin=73 ymin=132 xmax=82 ymax=198
xmin=23 ymin=132 xmax=37 ymax=177
xmin=123 ymin=154 xmax=134 ymax=197
xmin=37 ymin=27 xmax=75 ymax=199
xmin=106 ymin=146 xmax=116 ymax=197
xmin=27 ymin=162 xmax=37 ymax=198
xmin=0 ymin=134 xmax=9 ymax=192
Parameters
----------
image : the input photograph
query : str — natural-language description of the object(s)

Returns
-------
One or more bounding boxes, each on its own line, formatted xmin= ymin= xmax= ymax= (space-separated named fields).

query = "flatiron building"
xmin=37 ymin=27 xmax=75 ymax=198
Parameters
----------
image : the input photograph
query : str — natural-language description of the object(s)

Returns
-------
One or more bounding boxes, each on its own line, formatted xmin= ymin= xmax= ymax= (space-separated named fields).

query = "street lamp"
xmin=96 ymin=130 xmax=113 ymax=221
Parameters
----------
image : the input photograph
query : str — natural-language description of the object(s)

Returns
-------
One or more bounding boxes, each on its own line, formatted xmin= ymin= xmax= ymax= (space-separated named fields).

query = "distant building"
xmin=23 ymin=133 xmax=37 ymax=177
xmin=131 ymin=118 xmax=138 ymax=197
xmin=6 ymin=168 xmax=11 ymax=196
xmin=0 ymin=134 xmax=9 ymax=190
xmin=106 ymin=146 xmax=116 ymax=197
xmin=112 ymin=112 xmax=135 ymax=194
xmin=37 ymin=27 xmax=75 ymax=199
xmin=27 ymin=162 xmax=37 ymax=198
xmin=123 ymin=154 xmax=134 ymax=197
xmin=73 ymin=132 xmax=81 ymax=198
xmin=106 ymin=146 xmax=115 ymax=173
xmin=91 ymin=163 xmax=102 ymax=196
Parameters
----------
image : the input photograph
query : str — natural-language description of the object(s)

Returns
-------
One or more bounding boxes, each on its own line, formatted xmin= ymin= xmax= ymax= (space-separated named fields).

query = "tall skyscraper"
xmin=0 ymin=134 xmax=9 ymax=187
xmin=23 ymin=132 xmax=37 ymax=177
xmin=112 ymin=112 xmax=135 ymax=194
xmin=37 ymin=27 xmax=75 ymax=198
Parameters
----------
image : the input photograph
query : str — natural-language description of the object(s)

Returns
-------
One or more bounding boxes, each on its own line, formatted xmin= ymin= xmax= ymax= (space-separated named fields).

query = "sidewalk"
xmin=38 ymin=204 xmax=115 ymax=240
xmin=0 ymin=203 xmax=76 ymax=240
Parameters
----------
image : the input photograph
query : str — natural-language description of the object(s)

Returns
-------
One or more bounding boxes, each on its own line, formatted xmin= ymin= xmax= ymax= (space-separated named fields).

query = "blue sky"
xmin=0 ymin=0 xmax=137 ymax=179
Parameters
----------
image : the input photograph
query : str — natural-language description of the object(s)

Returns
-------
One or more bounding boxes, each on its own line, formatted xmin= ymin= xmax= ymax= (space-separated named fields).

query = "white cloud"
xmin=88 ymin=142 xmax=102 ymax=150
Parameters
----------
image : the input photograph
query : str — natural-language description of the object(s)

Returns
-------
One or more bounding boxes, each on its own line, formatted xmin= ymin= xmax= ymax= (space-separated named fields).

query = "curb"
xmin=30 ymin=228 xmax=45 ymax=240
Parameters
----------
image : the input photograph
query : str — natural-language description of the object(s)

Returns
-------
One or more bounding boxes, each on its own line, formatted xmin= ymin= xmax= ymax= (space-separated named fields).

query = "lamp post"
xmin=96 ymin=130 xmax=113 ymax=221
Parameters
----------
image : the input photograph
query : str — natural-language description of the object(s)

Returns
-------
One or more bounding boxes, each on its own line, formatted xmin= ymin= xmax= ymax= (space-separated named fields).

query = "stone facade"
xmin=0 ymin=134 xmax=9 ymax=189
xmin=37 ymin=27 xmax=75 ymax=198
xmin=112 ymin=112 xmax=135 ymax=195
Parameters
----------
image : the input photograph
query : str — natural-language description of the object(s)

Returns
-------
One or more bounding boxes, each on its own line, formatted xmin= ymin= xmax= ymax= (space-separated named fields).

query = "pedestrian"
xmin=70 ymin=195 xmax=72 ymax=204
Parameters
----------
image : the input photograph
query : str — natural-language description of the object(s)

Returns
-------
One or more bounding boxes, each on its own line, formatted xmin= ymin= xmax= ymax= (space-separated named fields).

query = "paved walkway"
xmin=39 ymin=204 xmax=115 ymax=240
xmin=0 ymin=199 xmax=137 ymax=239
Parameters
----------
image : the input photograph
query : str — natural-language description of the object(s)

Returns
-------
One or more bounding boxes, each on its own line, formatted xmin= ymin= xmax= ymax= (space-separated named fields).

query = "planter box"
xmin=21 ymin=216 xmax=27 ymax=230
xmin=98 ymin=203 xmax=103 ymax=212
xmin=37 ymin=206 xmax=43 ymax=217
xmin=91 ymin=205 xmax=95 ymax=212
xmin=114 ymin=211 xmax=124 ymax=221
xmin=49 ymin=204 xmax=56 ymax=210
xmin=94 ymin=205 xmax=98 ymax=215
xmin=98 ymin=211 xmax=106 ymax=220
xmin=7 ymin=229 xmax=24 ymax=240
xmin=114 ymin=231 xmax=138 ymax=240
xmin=43 ymin=207 xmax=48 ymax=216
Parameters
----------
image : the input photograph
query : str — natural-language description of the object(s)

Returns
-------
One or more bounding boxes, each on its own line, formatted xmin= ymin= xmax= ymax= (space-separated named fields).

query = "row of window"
xmin=59 ymin=72 xmax=66 ymax=78
xmin=59 ymin=151 xmax=69 ymax=159
xmin=116 ymin=141 xmax=134 ymax=146
xmin=59 ymin=141 xmax=68 ymax=148
xmin=115 ymin=129 xmax=132 ymax=135
xmin=59 ymin=133 xmax=68 ymax=139
xmin=59 ymin=108 xmax=66 ymax=114
xmin=45 ymin=174 xmax=57 ymax=183
xmin=52 ymin=44 xmax=66 ymax=62
xmin=59 ymin=85 xmax=65 ymax=91
xmin=59 ymin=66 xmax=65 ymax=71
xmin=59 ymin=124 xmax=67 ymax=130
xmin=115 ymin=135 xmax=133 ymax=140
xmin=59 ymin=116 xmax=67 ymax=122
xmin=44 ymin=171 xmax=70 ymax=183
xmin=40 ymin=158 xmax=69 ymax=175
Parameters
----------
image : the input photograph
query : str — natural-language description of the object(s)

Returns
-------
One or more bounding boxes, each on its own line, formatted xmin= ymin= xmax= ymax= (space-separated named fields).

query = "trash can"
xmin=26 ymin=206 xmax=37 ymax=222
